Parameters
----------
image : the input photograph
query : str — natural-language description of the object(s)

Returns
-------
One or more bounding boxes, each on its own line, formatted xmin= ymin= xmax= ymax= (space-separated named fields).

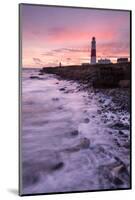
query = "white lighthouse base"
xmin=91 ymin=56 xmax=96 ymax=64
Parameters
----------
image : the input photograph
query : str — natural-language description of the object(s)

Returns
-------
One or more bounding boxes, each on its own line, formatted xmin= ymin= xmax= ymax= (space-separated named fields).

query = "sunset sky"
xmin=21 ymin=4 xmax=130 ymax=68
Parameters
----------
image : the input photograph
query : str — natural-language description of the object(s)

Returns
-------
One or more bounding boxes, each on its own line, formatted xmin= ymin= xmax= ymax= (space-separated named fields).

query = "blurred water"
xmin=21 ymin=68 xmax=130 ymax=195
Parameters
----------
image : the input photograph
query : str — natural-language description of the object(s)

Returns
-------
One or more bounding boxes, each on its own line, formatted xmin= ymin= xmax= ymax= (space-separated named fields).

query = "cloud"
xmin=48 ymin=27 xmax=68 ymax=36
xmin=97 ymin=41 xmax=130 ymax=57
xmin=45 ymin=46 xmax=89 ymax=54
xmin=41 ymin=52 xmax=54 ymax=56
xmin=33 ymin=57 xmax=42 ymax=65
xmin=67 ymin=57 xmax=71 ymax=61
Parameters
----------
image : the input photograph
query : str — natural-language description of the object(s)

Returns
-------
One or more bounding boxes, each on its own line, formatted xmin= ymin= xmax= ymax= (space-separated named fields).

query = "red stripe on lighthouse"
xmin=91 ymin=49 xmax=96 ymax=57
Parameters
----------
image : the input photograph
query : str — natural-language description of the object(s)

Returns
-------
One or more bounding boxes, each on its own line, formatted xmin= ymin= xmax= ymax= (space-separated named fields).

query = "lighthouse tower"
xmin=91 ymin=37 xmax=96 ymax=64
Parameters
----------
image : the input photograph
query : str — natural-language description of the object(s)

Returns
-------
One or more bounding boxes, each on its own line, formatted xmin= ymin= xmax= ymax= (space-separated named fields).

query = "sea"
xmin=21 ymin=68 xmax=130 ymax=195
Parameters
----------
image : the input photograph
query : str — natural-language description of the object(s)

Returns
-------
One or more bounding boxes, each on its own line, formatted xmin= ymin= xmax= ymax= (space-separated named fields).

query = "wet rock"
xmin=122 ymin=117 xmax=125 ymax=120
xmin=111 ymin=164 xmax=126 ymax=177
xmin=64 ymin=89 xmax=74 ymax=94
xmin=64 ymin=146 xmax=79 ymax=153
xmin=111 ymin=163 xmax=129 ymax=184
xmin=52 ymin=97 xmax=59 ymax=101
xmin=97 ymin=110 xmax=102 ymax=114
xmin=98 ymin=99 xmax=105 ymax=104
xmin=57 ymin=106 xmax=63 ymax=110
xmin=59 ymin=87 xmax=66 ymax=91
xmin=79 ymin=137 xmax=90 ymax=149
xmin=23 ymin=172 xmax=39 ymax=187
xmin=30 ymin=76 xmax=42 ymax=79
xmin=83 ymin=110 xmax=87 ymax=113
xmin=51 ymin=162 xmax=64 ymax=170
xmin=111 ymin=116 xmax=114 ymax=119
xmin=84 ymin=118 xmax=90 ymax=123
xmin=98 ymin=161 xmax=129 ymax=188
xmin=64 ymin=137 xmax=90 ymax=153
xmin=110 ymin=122 xmax=130 ymax=130
xmin=114 ymin=138 xmax=121 ymax=147
xmin=108 ymin=131 xmax=113 ymax=135
xmin=103 ymin=119 xmax=108 ymax=124
xmin=70 ymin=130 xmax=79 ymax=136
xmin=113 ymin=177 xmax=123 ymax=185
xmin=119 ymin=130 xmax=124 ymax=135
xmin=123 ymin=142 xmax=130 ymax=149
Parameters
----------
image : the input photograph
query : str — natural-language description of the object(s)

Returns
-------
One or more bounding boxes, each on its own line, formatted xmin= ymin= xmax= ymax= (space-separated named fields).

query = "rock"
xmin=70 ymin=130 xmax=79 ymax=136
xmin=97 ymin=110 xmax=102 ymax=114
xmin=64 ymin=137 xmax=90 ymax=153
xmin=57 ymin=106 xmax=63 ymax=110
xmin=114 ymin=138 xmax=121 ymax=147
xmin=79 ymin=137 xmax=90 ymax=149
xmin=38 ymin=73 xmax=44 ymax=75
xmin=64 ymin=89 xmax=74 ymax=93
xmin=119 ymin=130 xmax=124 ymax=135
xmin=108 ymin=131 xmax=113 ymax=135
xmin=84 ymin=118 xmax=90 ymax=123
xmin=23 ymin=173 xmax=39 ymax=187
xmin=111 ymin=164 xmax=125 ymax=177
xmin=59 ymin=87 xmax=66 ymax=91
xmin=113 ymin=177 xmax=123 ymax=185
xmin=110 ymin=122 xmax=130 ymax=130
xmin=52 ymin=97 xmax=59 ymax=101
xmin=83 ymin=110 xmax=87 ymax=113
xmin=111 ymin=116 xmax=114 ymax=119
xmin=64 ymin=146 xmax=79 ymax=153
xmin=51 ymin=162 xmax=64 ymax=170
xmin=98 ymin=99 xmax=105 ymax=104
xmin=103 ymin=119 xmax=108 ymax=124
xmin=30 ymin=76 xmax=42 ymax=79
xmin=123 ymin=142 xmax=130 ymax=149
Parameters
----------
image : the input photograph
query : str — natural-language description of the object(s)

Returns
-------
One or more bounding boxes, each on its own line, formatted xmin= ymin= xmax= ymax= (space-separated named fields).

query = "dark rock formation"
xmin=52 ymin=97 xmax=59 ymax=101
xmin=70 ymin=130 xmax=79 ymax=136
xmin=30 ymin=76 xmax=43 ymax=80
xmin=110 ymin=122 xmax=130 ymax=130
xmin=84 ymin=118 xmax=90 ymax=123
xmin=59 ymin=87 xmax=66 ymax=91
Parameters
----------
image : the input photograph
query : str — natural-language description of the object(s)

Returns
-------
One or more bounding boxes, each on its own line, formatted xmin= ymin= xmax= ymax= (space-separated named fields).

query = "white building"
xmin=117 ymin=58 xmax=128 ymax=63
xmin=98 ymin=58 xmax=111 ymax=64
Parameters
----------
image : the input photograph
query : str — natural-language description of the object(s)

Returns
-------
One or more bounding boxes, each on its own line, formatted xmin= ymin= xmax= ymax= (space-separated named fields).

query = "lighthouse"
xmin=91 ymin=37 xmax=96 ymax=64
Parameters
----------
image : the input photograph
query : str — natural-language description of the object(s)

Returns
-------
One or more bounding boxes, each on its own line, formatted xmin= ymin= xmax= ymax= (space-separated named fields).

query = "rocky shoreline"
xmin=39 ymin=62 xmax=130 ymax=88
